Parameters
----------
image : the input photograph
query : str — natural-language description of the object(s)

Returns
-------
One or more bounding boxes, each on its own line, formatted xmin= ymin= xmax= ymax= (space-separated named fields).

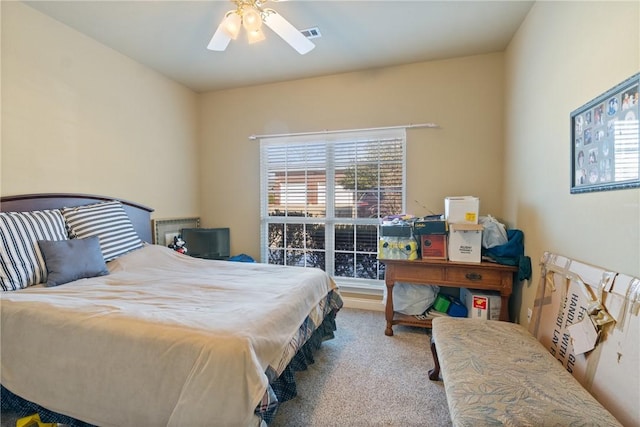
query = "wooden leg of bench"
xmin=428 ymin=335 xmax=441 ymax=381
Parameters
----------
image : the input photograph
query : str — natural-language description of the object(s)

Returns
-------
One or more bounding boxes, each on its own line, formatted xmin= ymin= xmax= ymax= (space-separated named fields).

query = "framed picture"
xmin=571 ymin=72 xmax=639 ymax=194
xmin=152 ymin=217 xmax=200 ymax=246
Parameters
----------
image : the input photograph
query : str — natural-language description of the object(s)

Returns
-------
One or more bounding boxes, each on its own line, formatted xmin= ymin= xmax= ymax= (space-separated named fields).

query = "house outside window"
xmin=259 ymin=129 xmax=406 ymax=289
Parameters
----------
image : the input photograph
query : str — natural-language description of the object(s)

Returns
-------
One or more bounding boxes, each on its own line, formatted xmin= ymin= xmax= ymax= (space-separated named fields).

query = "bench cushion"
xmin=432 ymin=317 xmax=622 ymax=426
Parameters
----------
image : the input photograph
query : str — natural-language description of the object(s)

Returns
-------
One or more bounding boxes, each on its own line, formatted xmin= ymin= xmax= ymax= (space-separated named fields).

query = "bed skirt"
xmin=1 ymin=290 xmax=343 ymax=426
xmin=257 ymin=292 xmax=342 ymax=424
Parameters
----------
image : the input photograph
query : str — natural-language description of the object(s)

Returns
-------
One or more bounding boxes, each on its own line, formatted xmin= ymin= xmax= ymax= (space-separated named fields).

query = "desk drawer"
xmin=386 ymin=262 xmax=445 ymax=283
xmin=446 ymin=267 xmax=502 ymax=286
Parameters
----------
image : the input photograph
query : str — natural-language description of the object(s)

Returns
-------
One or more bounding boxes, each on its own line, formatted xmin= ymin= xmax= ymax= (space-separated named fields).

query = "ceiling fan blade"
xmin=263 ymin=10 xmax=315 ymax=55
xmin=207 ymin=24 xmax=232 ymax=51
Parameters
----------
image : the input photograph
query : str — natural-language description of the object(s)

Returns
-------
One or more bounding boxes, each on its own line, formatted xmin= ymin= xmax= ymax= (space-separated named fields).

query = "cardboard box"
xmin=413 ymin=219 xmax=447 ymax=235
xmin=445 ymin=196 xmax=479 ymax=224
xmin=460 ymin=287 xmax=501 ymax=320
xmin=530 ymin=252 xmax=640 ymax=427
xmin=420 ymin=234 xmax=447 ymax=260
xmin=380 ymin=224 xmax=412 ymax=238
xmin=447 ymin=223 xmax=483 ymax=263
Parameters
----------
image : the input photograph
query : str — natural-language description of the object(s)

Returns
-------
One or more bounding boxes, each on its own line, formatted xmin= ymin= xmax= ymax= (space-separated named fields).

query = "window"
xmin=259 ymin=129 xmax=406 ymax=288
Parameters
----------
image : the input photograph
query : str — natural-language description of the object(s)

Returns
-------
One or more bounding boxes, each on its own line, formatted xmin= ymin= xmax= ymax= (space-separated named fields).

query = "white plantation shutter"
xmin=259 ymin=129 xmax=406 ymax=286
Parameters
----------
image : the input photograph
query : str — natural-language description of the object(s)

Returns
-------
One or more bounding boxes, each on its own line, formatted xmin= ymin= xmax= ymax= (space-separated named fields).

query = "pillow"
xmin=0 ymin=209 xmax=69 ymax=291
xmin=38 ymin=236 xmax=109 ymax=287
xmin=62 ymin=200 xmax=143 ymax=262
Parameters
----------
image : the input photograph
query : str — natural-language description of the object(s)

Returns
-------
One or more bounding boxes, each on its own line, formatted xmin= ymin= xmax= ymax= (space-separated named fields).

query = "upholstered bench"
xmin=428 ymin=317 xmax=622 ymax=426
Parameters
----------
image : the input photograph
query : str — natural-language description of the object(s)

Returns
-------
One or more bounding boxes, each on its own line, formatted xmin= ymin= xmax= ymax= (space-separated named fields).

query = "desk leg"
xmin=499 ymin=292 xmax=510 ymax=322
xmin=428 ymin=336 xmax=441 ymax=381
xmin=385 ymin=280 xmax=395 ymax=336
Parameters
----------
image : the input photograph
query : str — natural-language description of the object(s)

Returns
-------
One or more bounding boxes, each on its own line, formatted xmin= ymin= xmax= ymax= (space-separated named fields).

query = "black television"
xmin=180 ymin=228 xmax=230 ymax=260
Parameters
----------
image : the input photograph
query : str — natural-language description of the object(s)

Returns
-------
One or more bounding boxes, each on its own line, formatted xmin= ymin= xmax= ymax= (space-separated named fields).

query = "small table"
xmin=380 ymin=258 xmax=517 ymax=336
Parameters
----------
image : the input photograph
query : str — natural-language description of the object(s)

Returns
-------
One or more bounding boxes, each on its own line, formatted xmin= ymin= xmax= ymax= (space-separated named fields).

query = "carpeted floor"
xmin=271 ymin=307 xmax=452 ymax=427
xmin=0 ymin=410 xmax=19 ymax=427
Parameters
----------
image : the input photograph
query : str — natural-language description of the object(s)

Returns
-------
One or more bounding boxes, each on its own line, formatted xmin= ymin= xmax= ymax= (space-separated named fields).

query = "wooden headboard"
xmin=0 ymin=193 xmax=154 ymax=243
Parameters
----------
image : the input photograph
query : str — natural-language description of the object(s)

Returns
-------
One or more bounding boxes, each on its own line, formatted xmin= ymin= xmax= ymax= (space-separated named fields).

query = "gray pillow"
xmin=38 ymin=236 xmax=109 ymax=287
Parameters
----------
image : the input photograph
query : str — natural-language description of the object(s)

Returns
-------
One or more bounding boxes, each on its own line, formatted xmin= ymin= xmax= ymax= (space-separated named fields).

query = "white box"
xmin=447 ymin=223 xmax=483 ymax=263
xmin=460 ymin=287 xmax=501 ymax=320
xmin=444 ymin=196 xmax=479 ymax=224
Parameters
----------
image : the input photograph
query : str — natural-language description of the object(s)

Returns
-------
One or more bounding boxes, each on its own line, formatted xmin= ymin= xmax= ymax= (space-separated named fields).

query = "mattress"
xmin=0 ymin=244 xmax=341 ymax=426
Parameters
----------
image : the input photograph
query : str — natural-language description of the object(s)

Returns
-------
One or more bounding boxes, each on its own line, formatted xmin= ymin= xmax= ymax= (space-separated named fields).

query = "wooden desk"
xmin=380 ymin=259 xmax=517 ymax=336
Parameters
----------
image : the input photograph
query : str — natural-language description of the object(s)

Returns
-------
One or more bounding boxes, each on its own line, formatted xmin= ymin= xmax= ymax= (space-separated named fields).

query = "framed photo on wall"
xmin=571 ymin=72 xmax=639 ymax=194
xmin=152 ymin=217 xmax=200 ymax=246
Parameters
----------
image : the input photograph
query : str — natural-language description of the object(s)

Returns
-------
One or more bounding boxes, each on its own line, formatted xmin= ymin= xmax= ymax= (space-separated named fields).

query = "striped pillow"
xmin=62 ymin=201 xmax=143 ymax=262
xmin=0 ymin=209 xmax=69 ymax=291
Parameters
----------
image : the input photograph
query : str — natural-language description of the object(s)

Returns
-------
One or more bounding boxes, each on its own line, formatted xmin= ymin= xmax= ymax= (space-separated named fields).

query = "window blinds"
xmin=259 ymin=129 xmax=406 ymax=284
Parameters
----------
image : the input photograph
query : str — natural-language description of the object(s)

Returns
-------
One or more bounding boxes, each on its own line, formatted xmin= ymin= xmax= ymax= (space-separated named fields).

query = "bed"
xmin=0 ymin=193 xmax=343 ymax=427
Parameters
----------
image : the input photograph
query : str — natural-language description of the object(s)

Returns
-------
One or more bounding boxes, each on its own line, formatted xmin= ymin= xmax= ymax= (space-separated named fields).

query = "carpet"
xmin=271 ymin=308 xmax=452 ymax=427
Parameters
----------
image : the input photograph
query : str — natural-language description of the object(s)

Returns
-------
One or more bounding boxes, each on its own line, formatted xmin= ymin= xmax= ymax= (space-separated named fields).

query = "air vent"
xmin=300 ymin=27 xmax=321 ymax=39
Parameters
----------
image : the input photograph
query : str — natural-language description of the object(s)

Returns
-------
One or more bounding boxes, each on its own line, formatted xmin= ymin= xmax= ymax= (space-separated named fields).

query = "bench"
xmin=428 ymin=317 xmax=622 ymax=426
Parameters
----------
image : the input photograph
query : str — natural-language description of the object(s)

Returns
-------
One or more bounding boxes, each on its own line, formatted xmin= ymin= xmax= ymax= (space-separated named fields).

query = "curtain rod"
xmin=248 ymin=122 xmax=440 ymax=140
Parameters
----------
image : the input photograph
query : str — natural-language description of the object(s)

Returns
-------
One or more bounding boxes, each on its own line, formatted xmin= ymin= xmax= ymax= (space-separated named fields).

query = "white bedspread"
xmin=0 ymin=245 xmax=339 ymax=427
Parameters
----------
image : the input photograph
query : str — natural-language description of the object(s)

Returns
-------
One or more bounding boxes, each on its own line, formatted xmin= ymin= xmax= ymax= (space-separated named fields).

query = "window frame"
xmin=259 ymin=128 xmax=407 ymax=290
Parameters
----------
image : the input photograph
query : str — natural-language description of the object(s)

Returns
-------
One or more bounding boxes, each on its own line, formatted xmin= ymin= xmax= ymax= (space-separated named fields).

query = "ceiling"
xmin=24 ymin=0 xmax=535 ymax=93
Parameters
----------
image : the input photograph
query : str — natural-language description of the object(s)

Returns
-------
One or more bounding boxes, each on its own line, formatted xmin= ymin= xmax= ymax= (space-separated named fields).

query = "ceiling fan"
xmin=207 ymin=0 xmax=315 ymax=55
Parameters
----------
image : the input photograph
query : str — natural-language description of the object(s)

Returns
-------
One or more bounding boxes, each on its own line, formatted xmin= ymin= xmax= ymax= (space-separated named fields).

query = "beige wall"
xmin=1 ymin=2 xmax=200 ymax=219
xmin=504 ymin=1 xmax=640 ymax=323
xmin=5 ymin=1 xmax=639 ymax=329
xmin=200 ymin=54 xmax=506 ymax=258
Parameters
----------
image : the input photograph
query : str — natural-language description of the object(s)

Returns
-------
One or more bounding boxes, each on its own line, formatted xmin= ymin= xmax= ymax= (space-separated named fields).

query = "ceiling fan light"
xmin=242 ymin=7 xmax=262 ymax=32
xmin=221 ymin=12 xmax=242 ymax=40
xmin=247 ymin=28 xmax=266 ymax=44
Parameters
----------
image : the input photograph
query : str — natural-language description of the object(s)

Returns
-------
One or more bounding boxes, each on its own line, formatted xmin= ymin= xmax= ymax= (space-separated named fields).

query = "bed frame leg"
xmin=428 ymin=335 xmax=441 ymax=381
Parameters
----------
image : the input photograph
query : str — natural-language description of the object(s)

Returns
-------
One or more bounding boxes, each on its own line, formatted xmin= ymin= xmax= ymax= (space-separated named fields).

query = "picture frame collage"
xmin=571 ymin=73 xmax=640 ymax=194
